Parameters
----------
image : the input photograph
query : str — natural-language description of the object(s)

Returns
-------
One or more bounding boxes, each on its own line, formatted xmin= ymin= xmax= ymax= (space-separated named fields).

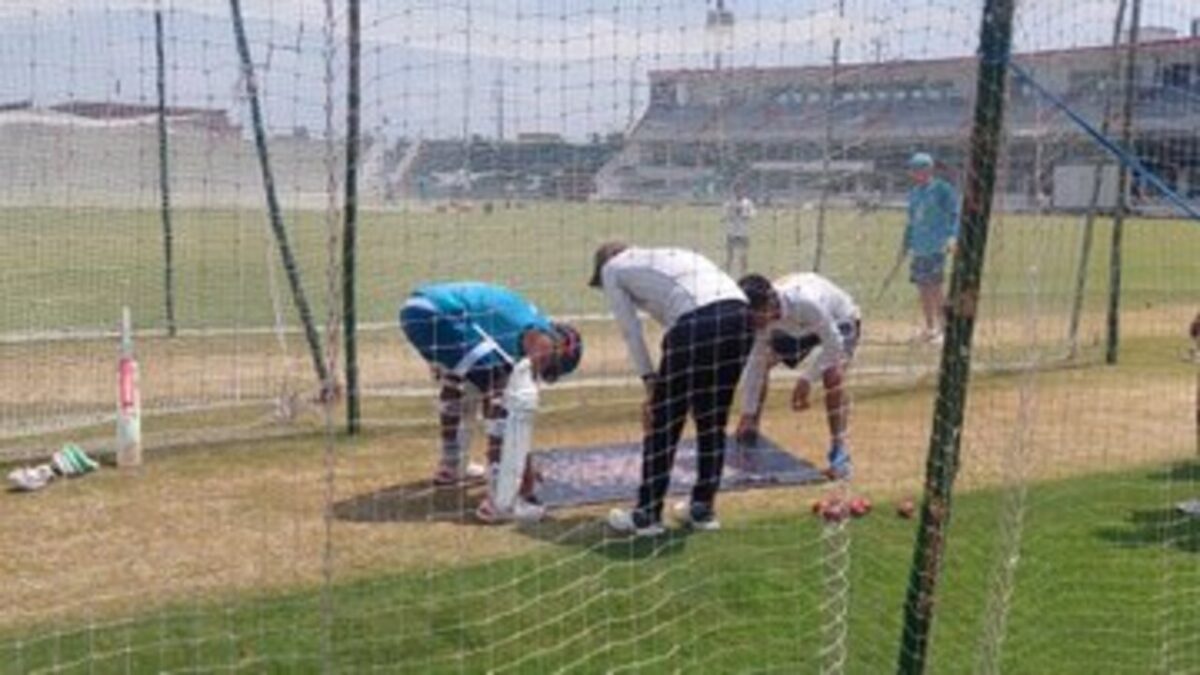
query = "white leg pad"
xmin=493 ymin=359 xmax=539 ymax=512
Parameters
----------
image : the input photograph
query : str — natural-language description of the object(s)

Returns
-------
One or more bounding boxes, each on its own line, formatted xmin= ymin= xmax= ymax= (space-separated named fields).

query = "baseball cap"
xmin=908 ymin=152 xmax=934 ymax=169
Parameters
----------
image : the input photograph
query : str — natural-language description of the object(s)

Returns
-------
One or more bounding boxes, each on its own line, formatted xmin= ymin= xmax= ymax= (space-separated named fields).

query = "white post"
xmin=116 ymin=306 xmax=143 ymax=468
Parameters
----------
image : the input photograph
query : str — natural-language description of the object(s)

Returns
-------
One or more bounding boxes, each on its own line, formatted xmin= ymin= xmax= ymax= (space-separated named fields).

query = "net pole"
xmin=813 ymin=0 xmax=844 ymax=273
xmin=343 ymin=0 xmax=362 ymax=433
xmin=1067 ymin=0 xmax=1127 ymax=358
xmin=1105 ymin=0 xmax=1142 ymax=365
xmin=154 ymin=5 xmax=177 ymax=338
xmin=896 ymin=0 xmax=1015 ymax=671
xmin=228 ymin=0 xmax=331 ymax=389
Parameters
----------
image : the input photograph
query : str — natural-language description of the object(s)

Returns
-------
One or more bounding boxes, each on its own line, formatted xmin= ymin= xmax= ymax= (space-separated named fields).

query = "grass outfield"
xmin=2 ymin=462 xmax=1196 ymax=674
xmin=1 ymin=203 xmax=1196 ymax=333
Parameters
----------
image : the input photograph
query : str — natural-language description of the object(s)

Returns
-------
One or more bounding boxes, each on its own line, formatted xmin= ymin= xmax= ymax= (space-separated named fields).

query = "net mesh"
xmin=0 ymin=0 xmax=1197 ymax=673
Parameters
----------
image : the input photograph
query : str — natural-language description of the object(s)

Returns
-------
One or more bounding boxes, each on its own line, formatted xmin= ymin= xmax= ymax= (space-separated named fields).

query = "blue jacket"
xmin=412 ymin=282 xmax=551 ymax=363
xmin=904 ymin=178 xmax=960 ymax=257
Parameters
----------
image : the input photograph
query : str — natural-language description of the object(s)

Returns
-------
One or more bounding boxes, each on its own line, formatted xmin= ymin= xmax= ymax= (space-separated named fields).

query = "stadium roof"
xmin=648 ymin=35 xmax=1200 ymax=82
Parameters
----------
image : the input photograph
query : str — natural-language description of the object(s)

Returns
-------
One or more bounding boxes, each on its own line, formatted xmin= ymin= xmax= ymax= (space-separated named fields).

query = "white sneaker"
xmin=433 ymin=461 xmax=487 ymax=486
xmin=511 ymin=498 xmax=547 ymax=523
xmin=7 ymin=464 xmax=55 ymax=492
xmin=606 ymin=508 xmax=666 ymax=537
xmin=671 ymin=501 xmax=721 ymax=531
xmin=1177 ymin=499 xmax=1200 ymax=517
xmin=475 ymin=497 xmax=546 ymax=524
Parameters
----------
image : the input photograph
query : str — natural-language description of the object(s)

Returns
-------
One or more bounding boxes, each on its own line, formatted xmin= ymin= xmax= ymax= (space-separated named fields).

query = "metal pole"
xmin=1106 ymin=0 xmax=1142 ymax=365
xmin=1067 ymin=0 xmax=1128 ymax=358
xmin=896 ymin=0 xmax=1015 ymax=670
xmin=343 ymin=0 xmax=362 ymax=433
xmin=228 ymin=0 xmax=331 ymax=389
xmin=154 ymin=7 xmax=177 ymax=338
xmin=813 ymin=0 xmax=844 ymax=273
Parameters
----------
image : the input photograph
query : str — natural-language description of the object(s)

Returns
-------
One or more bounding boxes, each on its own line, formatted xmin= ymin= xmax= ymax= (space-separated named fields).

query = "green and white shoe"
xmin=64 ymin=445 xmax=99 ymax=473
xmin=51 ymin=444 xmax=99 ymax=477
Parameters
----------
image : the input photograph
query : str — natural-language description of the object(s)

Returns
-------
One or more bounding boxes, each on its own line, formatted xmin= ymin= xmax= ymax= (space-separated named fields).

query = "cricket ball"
xmin=848 ymin=496 xmax=872 ymax=518
xmin=896 ymin=498 xmax=916 ymax=519
xmin=821 ymin=498 xmax=849 ymax=523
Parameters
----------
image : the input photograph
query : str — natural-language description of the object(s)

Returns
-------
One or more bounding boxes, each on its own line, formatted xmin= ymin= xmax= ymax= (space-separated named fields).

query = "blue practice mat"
xmin=534 ymin=436 xmax=825 ymax=509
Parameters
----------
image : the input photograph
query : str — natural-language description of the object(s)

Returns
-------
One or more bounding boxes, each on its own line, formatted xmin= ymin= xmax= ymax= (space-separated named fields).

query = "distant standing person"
xmin=723 ymin=185 xmax=756 ymax=276
xmin=589 ymin=243 xmax=760 ymax=535
xmin=895 ymin=152 xmax=959 ymax=343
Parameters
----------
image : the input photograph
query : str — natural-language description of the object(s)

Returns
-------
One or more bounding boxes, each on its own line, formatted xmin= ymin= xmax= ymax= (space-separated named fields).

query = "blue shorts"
xmin=399 ymin=298 xmax=509 ymax=391
xmin=910 ymin=253 xmax=945 ymax=286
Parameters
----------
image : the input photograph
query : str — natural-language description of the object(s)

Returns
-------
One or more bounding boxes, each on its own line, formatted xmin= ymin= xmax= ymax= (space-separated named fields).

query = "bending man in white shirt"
xmin=589 ymin=243 xmax=763 ymax=535
xmin=735 ymin=273 xmax=861 ymax=480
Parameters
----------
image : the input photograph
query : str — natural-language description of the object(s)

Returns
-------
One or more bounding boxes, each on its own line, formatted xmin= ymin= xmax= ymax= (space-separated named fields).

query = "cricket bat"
xmin=116 ymin=306 xmax=143 ymax=468
xmin=876 ymin=257 xmax=903 ymax=302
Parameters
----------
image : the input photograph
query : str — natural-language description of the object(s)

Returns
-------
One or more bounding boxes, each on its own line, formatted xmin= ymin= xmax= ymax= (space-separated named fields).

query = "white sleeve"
xmin=740 ymin=335 xmax=771 ymax=416
xmin=603 ymin=273 xmax=655 ymax=378
xmin=797 ymin=299 xmax=844 ymax=385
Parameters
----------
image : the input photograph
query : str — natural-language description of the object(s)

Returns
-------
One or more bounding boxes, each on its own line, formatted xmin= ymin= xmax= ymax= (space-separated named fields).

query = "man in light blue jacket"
xmin=896 ymin=152 xmax=959 ymax=343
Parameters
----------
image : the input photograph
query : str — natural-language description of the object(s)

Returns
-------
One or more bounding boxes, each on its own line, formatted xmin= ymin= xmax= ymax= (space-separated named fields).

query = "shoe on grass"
xmin=606 ymin=508 xmax=666 ymax=537
xmin=672 ymin=500 xmax=721 ymax=531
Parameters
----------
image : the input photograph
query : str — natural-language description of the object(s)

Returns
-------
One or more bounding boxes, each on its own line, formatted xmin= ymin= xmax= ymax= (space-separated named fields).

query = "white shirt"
xmin=723 ymin=197 xmax=756 ymax=238
xmin=600 ymin=247 xmax=746 ymax=377
xmin=741 ymin=273 xmax=860 ymax=416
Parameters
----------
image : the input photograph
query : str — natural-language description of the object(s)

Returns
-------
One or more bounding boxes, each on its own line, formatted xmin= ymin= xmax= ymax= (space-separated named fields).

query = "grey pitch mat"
xmin=533 ymin=435 xmax=826 ymax=509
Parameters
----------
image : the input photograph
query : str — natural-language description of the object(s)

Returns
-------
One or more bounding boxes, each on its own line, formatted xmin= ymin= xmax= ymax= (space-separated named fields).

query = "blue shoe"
xmin=826 ymin=443 xmax=853 ymax=481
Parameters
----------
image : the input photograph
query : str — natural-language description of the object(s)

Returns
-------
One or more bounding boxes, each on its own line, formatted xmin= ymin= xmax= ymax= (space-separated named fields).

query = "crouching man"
xmin=400 ymin=282 xmax=583 ymax=523
xmin=735 ymin=272 xmax=861 ymax=480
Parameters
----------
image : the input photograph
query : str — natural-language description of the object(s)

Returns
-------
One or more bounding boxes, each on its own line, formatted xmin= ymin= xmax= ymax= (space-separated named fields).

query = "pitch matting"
xmin=534 ymin=435 xmax=825 ymax=509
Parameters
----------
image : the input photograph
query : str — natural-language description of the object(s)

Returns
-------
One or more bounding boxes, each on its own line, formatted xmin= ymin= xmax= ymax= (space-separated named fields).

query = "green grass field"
xmin=0 ymin=202 xmax=1196 ymax=673
xmin=1 ymin=203 xmax=1196 ymax=333
xmin=2 ymin=460 xmax=1196 ymax=674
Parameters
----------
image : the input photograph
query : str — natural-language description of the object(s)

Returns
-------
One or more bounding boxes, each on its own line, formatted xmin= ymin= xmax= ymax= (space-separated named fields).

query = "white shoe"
xmin=606 ymin=508 xmax=666 ymax=537
xmin=671 ymin=501 xmax=721 ymax=531
xmin=475 ymin=497 xmax=546 ymax=524
xmin=511 ymin=498 xmax=547 ymax=523
xmin=7 ymin=464 xmax=55 ymax=492
xmin=433 ymin=461 xmax=487 ymax=486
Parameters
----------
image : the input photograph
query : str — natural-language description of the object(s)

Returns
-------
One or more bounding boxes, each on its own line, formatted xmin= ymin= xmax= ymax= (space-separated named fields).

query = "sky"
xmin=0 ymin=0 xmax=1195 ymax=140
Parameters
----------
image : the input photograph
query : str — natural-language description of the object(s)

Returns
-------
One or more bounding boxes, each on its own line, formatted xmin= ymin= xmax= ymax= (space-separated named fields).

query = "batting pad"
xmin=534 ymin=436 xmax=824 ymax=509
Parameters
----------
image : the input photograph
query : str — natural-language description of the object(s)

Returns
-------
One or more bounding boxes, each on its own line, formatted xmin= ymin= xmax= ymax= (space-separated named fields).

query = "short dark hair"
xmin=588 ymin=242 xmax=628 ymax=288
xmin=738 ymin=274 xmax=775 ymax=312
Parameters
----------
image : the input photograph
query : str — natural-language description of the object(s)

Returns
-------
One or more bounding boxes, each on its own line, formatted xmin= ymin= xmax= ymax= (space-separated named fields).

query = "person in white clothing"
xmin=734 ymin=273 xmax=861 ymax=480
xmin=722 ymin=185 xmax=756 ymax=276
xmin=589 ymin=243 xmax=764 ymax=535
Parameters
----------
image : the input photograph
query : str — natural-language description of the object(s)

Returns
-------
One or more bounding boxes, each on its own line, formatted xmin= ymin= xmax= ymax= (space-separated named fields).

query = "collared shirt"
xmin=904 ymin=178 xmax=960 ymax=256
xmin=741 ymin=273 xmax=860 ymax=416
xmin=600 ymin=247 xmax=746 ymax=377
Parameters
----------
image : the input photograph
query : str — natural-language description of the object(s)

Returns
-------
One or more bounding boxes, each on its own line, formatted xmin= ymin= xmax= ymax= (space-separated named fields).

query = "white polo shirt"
xmin=741 ymin=272 xmax=860 ymax=416
xmin=599 ymin=247 xmax=746 ymax=377
xmin=723 ymin=197 xmax=756 ymax=238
